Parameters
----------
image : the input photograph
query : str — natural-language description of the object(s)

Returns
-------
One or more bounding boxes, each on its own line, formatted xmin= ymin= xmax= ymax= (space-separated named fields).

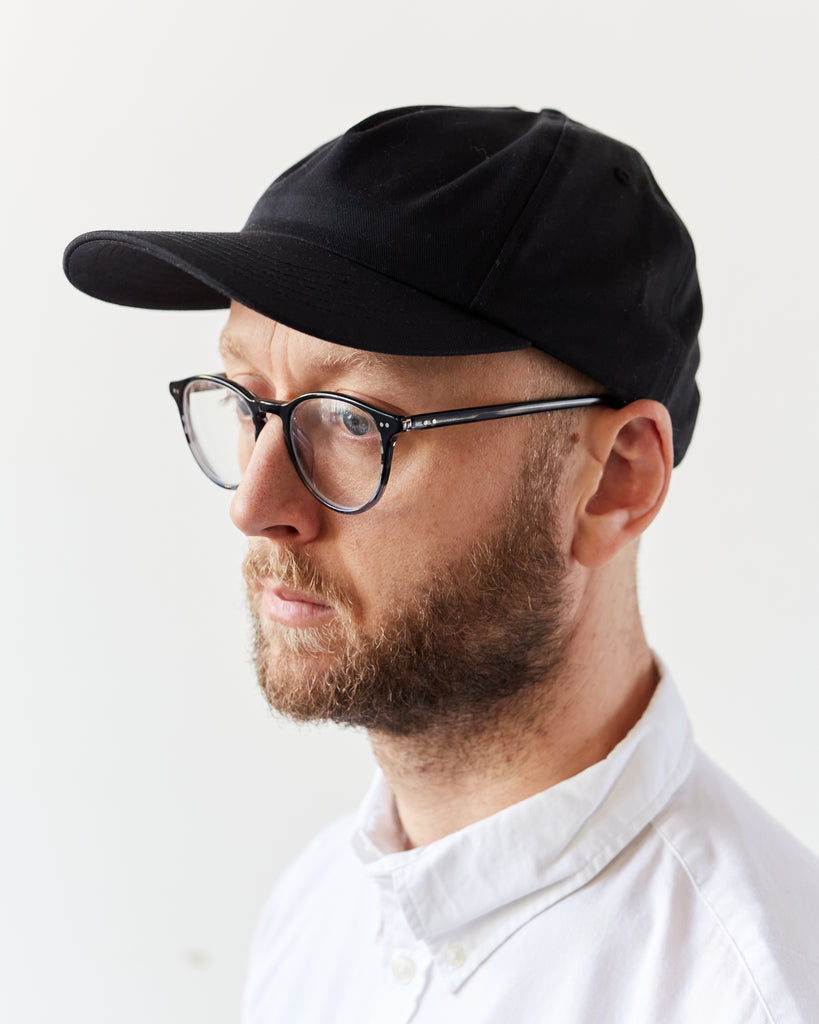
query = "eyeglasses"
xmin=169 ymin=373 xmax=620 ymax=514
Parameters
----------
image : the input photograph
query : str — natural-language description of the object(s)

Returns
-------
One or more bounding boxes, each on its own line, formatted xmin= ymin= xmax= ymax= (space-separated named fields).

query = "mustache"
xmin=242 ymin=543 xmax=353 ymax=612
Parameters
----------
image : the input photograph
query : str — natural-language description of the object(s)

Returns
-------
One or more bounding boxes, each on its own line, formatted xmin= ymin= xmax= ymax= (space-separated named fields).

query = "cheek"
xmin=312 ymin=424 xmax=533 ymax=627
xmin=397 ymin=424 xmax=526 ymax=512
xmin=347 ymin=428 xmax=526 ymax=588
xmin=238 ymin=423 xmax=255 ymax=471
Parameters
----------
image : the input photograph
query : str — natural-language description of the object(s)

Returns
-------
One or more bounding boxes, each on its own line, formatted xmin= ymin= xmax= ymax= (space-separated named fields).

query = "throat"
xmin=368 ymin=650 xmax=660 ymax=849
xmin=368 ymin=682 xmax=569 ymax=849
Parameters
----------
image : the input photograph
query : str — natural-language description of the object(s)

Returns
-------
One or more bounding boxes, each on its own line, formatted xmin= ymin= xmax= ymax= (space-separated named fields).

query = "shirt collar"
xmin=352 ymin=667 xmax=694 ymax=990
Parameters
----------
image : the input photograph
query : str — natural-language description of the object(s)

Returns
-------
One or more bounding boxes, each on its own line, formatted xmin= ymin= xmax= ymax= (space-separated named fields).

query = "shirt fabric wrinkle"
xmin=353 ymin=670 xmax=694 ymax=991
xmin=242 ymin=664 xmax=819 ymax=1023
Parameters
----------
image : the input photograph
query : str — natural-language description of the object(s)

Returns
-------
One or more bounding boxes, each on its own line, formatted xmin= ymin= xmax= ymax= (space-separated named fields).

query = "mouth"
xmin=259 ymin=581 xmax=336 ymax=627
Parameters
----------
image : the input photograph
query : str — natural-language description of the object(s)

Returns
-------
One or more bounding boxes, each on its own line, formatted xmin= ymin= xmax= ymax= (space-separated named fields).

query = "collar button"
xmin=444 ymin=942 xmax=466 ymax=969
xmin=391 ymin=953 xmax=416 ymax=984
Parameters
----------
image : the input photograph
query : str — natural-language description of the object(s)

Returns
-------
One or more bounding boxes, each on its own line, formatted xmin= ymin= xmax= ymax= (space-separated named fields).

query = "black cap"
xmin=63 ymin=105 xmax=702 ymax=463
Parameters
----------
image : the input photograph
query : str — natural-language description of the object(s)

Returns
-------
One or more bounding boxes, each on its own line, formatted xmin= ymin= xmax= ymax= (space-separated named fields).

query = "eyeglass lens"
xmin=183 ymin=379 xmax=384 ymax=511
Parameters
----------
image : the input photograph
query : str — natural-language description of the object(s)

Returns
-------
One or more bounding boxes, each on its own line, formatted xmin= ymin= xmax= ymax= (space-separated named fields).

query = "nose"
xmin=229 ymin=416 xmax=323 ymax=543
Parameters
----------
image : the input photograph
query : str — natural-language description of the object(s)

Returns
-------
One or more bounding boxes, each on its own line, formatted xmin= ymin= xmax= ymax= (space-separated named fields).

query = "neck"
xmin=368 ymin=556 xmax=658 ymax=849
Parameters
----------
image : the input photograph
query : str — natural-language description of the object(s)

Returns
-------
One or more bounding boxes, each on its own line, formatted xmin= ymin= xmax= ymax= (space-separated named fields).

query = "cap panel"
xmin=244 ymin=107 xmax=566 ymax=308
xmin=471 ymin=119 xmax=698 ymax=402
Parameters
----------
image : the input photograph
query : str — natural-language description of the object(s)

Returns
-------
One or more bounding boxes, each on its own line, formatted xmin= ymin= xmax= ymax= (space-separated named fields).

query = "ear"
xmin=571 ymin=400 xmax=674 ymax=569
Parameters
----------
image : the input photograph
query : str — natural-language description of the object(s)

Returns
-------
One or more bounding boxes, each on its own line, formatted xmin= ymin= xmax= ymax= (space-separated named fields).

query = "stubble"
xmin=243 ymin=433 xmax=576 ymax=739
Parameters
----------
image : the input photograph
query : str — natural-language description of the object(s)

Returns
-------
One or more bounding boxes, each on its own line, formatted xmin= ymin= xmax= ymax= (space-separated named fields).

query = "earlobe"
xmin=571 ymin=401 xmax=673 ymax=569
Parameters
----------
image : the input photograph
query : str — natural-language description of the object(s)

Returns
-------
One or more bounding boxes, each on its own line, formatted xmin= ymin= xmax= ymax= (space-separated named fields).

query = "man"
xmin=64 ymin=106 xmax=819 ymax=1022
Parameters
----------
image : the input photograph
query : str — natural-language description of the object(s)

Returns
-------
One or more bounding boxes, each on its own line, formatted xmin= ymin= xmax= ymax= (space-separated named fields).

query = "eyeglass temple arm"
xmin=401 ymin=395 xmax=621 ymax=432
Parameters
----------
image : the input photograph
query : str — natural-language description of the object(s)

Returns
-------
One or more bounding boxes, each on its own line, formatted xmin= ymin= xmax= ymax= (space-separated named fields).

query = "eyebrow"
xmin=217 ymin=331 xmax=246 ymax=363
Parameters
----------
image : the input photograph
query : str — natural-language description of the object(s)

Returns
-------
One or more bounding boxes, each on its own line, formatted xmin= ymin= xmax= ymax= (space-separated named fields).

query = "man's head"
xmin=63 ymin=104 xmax=697 ymax=738
xmin=225 ymin=306 xmax=584 ymax=738
xmin=212 ymin=302 xmax=673 ymax=739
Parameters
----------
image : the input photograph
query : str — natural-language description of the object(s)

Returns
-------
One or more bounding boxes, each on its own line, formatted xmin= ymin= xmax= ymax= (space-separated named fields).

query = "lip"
xmin=260 ymin=582 xmax=335 ymax=627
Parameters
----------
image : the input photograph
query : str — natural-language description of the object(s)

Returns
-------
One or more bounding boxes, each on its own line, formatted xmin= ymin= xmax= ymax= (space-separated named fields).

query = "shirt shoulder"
xmin=254 ymin=811 xmax=359 ymax=926
xmin=652 ymin=749 xmax=819 ymax=1022
xmin=242 ymin=812 xmax=374 ymax=1023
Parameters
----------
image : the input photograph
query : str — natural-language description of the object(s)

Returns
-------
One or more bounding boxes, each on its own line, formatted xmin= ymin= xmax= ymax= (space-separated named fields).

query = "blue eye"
xmin=339 ymin=406 xmax=374 ymax=437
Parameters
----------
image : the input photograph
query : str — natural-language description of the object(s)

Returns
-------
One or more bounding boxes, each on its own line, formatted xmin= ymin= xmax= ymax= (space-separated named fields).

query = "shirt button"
xmin=444 ymin=943 xmax=466 ymax=968
xmin=392 ymin=953 xmax=416 ymax=984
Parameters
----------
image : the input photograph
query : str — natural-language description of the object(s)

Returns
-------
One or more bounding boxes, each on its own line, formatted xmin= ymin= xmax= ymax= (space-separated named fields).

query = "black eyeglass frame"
xmin=169 ymin=372 xmax=623 ymax=514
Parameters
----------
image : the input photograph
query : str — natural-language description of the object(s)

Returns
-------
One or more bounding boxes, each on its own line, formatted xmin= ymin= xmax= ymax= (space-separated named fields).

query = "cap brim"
xmin=63 ymin=230 xmax=531 ymax=358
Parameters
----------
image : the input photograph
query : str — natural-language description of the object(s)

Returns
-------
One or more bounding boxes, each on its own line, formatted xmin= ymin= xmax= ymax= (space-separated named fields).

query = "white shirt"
xmin=242 ymin=672 xmax=819 ymax=1023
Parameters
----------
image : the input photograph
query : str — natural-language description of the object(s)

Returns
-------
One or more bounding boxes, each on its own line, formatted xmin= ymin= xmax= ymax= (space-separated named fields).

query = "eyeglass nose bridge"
xmin=250 ymin=399 xmax=284 ymax=441
xmin=244 ymin=399 xmax=306 ymax=486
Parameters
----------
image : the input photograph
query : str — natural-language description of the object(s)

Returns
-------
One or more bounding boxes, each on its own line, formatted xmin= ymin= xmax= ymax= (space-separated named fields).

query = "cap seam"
xmin=466 ymin=114 xmax=568 ymax=313
xmin=657 ymin=245 xmax=697 ymax=406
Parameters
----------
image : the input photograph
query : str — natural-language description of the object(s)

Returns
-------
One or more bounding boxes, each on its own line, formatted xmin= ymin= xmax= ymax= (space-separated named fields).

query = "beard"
xmin=243 ymin=444 xmax=574 ymax=738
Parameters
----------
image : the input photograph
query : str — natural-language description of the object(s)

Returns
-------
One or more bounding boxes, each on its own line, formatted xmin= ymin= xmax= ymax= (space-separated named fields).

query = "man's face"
xmin=221 ymin=303 xmax=578 ymax=737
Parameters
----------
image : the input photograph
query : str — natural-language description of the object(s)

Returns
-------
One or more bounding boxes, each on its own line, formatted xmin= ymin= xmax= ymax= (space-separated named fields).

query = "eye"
xmin=219 ymin=389 xmax=253 ymax=423
xmin=338 ymin=405 xmax=375 ymax=437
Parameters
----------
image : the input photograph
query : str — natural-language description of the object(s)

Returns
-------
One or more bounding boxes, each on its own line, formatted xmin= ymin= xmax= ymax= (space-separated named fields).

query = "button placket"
xmin=369 ymin=944 xmax=430 ymax=1024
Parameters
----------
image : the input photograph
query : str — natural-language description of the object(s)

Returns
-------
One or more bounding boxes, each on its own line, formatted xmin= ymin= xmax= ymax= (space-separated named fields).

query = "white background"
xmin=3 ymin=1 xmax=818 ymax=1020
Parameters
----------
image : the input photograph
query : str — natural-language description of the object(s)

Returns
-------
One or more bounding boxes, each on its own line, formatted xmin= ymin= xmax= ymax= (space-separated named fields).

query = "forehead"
xmin=219 ymin=303 xmax=395 ymax=376
xmin=217 ymin=302 xmax=545 ymax=398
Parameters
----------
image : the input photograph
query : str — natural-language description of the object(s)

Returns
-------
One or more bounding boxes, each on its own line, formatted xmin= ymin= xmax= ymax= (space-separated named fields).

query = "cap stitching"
xmin=467 ymin=114 xmax=568 ymax=312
